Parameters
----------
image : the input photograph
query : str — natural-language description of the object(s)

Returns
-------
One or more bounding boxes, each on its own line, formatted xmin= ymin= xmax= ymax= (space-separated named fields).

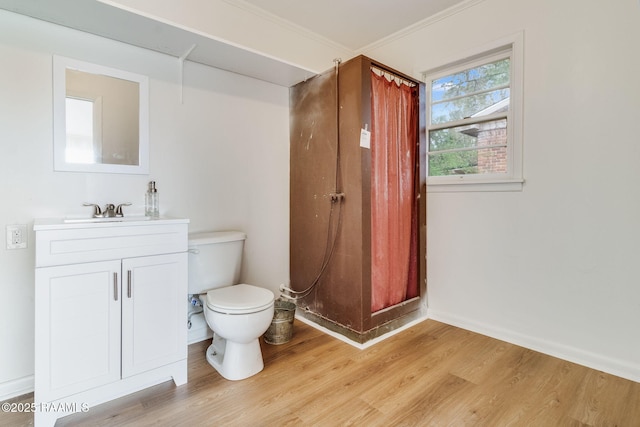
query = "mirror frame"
xmin=53 ymin=55 xmax=149 ymax=174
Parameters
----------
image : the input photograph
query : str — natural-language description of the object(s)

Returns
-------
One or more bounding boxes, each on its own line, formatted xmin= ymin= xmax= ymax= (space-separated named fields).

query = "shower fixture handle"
xmin=330 ymin=193 xmax=345 ymax=203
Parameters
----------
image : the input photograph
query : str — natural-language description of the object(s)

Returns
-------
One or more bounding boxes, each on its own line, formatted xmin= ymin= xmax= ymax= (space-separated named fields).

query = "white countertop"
xmin=33 ymin=216 xmax=190 ymax=231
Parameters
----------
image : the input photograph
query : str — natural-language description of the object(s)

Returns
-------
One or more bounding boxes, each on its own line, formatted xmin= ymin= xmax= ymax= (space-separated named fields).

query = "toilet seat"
xmin=206 ymin=284 xmax=274 ymax=315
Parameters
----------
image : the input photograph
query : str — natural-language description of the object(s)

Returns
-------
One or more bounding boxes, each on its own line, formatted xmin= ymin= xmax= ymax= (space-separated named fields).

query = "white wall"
xmin=0 ymin=10 xmax=289 ymax=399
xmin=365 ymin=0 xmax=640 ymax=381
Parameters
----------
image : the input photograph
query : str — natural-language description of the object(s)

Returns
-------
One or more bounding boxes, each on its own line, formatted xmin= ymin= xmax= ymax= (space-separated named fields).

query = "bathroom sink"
xmin=63 ymin=216 xmax=151 ymax=223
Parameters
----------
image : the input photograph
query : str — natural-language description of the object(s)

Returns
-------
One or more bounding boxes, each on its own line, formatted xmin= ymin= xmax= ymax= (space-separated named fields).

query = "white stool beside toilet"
xmin=188 ymin=231 xmax=275 ymax=380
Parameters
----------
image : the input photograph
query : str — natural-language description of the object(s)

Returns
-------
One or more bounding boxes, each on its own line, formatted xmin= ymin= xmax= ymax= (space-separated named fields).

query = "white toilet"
xmin=188 ymin=231 xmax=275 ymax=381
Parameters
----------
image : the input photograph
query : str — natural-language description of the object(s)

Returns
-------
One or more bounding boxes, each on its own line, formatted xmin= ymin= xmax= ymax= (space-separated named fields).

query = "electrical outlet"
xmin=6 ymin=224 xmax=27 ymax=249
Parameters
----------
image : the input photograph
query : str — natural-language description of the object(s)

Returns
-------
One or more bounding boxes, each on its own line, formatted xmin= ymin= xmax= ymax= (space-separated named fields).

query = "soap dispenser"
xmin=145 ymin=181 xmax=159 ymax=218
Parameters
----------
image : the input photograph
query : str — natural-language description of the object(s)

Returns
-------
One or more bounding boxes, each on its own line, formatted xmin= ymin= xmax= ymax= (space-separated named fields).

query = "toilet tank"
xmin=188 ymin=231 xmax=246 ymax=295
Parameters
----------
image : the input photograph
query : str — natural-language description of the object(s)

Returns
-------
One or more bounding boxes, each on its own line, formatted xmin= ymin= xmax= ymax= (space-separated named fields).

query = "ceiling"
xmin=239 ymin=0 xmax=471 ymax=51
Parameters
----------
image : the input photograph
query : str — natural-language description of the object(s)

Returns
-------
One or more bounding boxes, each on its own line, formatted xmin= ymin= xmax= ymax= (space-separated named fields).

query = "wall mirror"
xmin=53 ymin=56 xmax=149 ymax=174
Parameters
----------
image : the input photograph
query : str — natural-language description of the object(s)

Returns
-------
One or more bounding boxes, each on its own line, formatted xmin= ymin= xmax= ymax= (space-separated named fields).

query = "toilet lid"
xmin=206 ymin=284 xmax=275 ymax=315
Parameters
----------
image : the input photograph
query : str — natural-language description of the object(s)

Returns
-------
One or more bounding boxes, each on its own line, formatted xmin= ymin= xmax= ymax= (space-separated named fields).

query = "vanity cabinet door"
xmin=121 ymin=252 xmax=188 ymax=378
xmin=35 ymin=260 xmax=122 ymax=402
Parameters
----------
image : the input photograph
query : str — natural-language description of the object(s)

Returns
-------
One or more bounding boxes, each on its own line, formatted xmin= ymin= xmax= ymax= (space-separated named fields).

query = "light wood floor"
xmin=3 ymin=320 xmax=640 ymax=426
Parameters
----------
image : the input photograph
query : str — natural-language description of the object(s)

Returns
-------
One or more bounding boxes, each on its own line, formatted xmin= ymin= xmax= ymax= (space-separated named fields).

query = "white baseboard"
xmin=0 ymin=375 xmax=34 ymax=401
xmin=428 ymin=310 xmax=640 ymax=384
xmin=295 ymin=312 xmax=429 ymax=350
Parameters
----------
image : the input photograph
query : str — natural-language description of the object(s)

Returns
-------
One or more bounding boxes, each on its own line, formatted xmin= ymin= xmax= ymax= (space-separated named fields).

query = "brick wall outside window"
xmin=477 ymin=122 xmax=507 ymax=173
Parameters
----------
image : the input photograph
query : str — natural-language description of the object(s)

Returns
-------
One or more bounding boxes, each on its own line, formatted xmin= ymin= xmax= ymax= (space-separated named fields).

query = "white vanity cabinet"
xmin=33 ymin=218 xmax=189 ymax=427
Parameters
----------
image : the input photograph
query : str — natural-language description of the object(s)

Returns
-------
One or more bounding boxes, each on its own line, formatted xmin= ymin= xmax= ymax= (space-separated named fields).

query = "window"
xmin=423 ymin=33 xmax=523 ymax=191
xmin=65 ymin=97 xmax=96 ymax=164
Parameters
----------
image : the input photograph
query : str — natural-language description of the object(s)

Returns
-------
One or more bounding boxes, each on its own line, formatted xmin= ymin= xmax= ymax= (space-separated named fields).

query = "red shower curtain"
xmin=370 ymin=70 xmax=418 ymax=313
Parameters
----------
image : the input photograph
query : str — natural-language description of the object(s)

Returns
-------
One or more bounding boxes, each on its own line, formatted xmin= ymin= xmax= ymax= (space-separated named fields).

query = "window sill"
xmin=427 ymin=178 xmax=524 ymax=193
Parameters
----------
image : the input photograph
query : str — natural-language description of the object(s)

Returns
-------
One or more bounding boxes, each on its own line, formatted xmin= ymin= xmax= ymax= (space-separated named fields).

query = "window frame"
xmin=422 ymin=32 xmax=524 ymax=192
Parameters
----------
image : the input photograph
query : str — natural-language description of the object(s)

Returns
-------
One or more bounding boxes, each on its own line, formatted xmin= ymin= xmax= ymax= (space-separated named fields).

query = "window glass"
xmin=427 ymin=57 xmax=511 ymax=177
xmin=429 ymin=118 xmax=507 ymax=176
xmin=65 ymin=97 xmax=95 ymax=164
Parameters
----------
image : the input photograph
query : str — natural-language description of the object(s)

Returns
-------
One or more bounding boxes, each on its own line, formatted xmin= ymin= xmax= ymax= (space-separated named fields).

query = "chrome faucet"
xmin=83 ymin=202 xmax=132 ymax=218
xmin=103 ymin=204 xmax=116 ymax=217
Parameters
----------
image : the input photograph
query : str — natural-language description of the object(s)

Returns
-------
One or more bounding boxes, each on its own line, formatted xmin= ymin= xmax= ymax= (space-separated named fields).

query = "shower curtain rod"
xmin=370 ymin=65 xmax=417 ymax=88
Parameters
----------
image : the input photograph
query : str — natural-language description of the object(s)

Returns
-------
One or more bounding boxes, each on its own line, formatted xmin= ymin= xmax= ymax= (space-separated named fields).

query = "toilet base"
xmin=206 ymin=334 xmax=265 ymax=381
